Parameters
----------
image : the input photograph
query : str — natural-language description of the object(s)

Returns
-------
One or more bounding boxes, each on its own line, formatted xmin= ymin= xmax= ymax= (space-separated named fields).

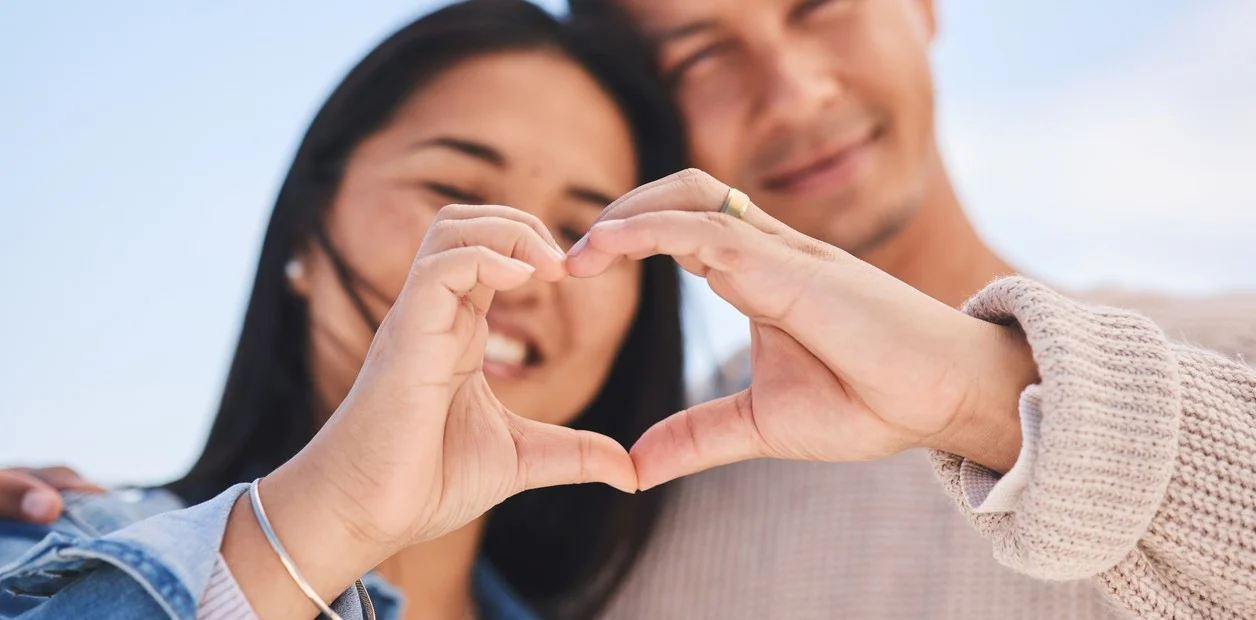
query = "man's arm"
xmin=569 ymin=168 xmax=1256 ymax=618
xmin=930 ymin=277 xmax=1256 ymax=617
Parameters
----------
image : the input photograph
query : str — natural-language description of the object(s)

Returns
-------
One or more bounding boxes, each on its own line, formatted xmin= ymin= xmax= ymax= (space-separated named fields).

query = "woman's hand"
xmin=0 ymin=466 xmax=103 ymax=524
xmin=228 ymin=205 xmax=638 ymax=617
xmin=567 ymin=169 xmax=1036 ymax=489
xmin=305 ymin=204 xmax=637 ymax=547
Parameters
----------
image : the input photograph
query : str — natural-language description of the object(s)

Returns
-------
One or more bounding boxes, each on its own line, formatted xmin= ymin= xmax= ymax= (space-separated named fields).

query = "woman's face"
xmin=293 ymin=50 xmax=642 ymax=427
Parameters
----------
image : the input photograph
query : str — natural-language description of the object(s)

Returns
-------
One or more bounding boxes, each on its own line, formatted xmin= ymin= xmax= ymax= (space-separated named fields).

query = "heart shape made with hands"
xmin=293 ymin=169 xmax=1023 ymax=553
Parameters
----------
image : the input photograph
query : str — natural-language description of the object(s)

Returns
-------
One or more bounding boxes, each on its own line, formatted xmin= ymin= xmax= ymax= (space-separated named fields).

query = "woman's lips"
xmin=482 ymin=329 xmax=538 ymax=380
xmin=761 ymin=128 xmax=879 ymax=196
xmin=485 ymin=331 xmax=527 ymax=365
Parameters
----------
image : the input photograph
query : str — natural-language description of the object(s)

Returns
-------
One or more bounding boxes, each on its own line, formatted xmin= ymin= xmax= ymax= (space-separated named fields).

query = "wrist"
xmin=265 ymin=453 xmax=399 ymax=568
xmin=930 ymin=319 xmax=1037 ymax=473
xmin=221 ymin=457 xmax=395 ymax=617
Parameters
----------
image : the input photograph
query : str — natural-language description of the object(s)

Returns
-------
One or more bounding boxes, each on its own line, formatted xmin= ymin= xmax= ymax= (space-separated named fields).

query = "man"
xmin=5 ymin=2 xmax=1255 ymax=618
xmin=559 ymin=1 xmax=1255 ymax=618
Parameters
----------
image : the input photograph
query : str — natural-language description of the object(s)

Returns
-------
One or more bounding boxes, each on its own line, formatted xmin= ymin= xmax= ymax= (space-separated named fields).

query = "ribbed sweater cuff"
xmin=930 ymin=276 xmax=1182 ymax=580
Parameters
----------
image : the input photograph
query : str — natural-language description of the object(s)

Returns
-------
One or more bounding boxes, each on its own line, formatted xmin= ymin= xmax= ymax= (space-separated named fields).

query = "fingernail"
xmin=509 ymin=259 xmax=536 ymax=273
xmin=21 ymin=490 xmax=57 ymax=521
xmin=568 ymin=235 xmax=590 ymax=256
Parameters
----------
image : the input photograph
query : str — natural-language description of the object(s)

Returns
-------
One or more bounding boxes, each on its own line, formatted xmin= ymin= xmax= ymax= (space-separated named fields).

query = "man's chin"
xmin=756 ymin=190 xmax=862 ymax=244
xmin=759 ymin=190 xmax=918 ymax=257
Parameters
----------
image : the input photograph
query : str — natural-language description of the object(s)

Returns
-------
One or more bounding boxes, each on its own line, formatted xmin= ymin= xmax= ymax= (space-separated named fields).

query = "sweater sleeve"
xmin=928 ymin=276 xmax=1256 ymax=619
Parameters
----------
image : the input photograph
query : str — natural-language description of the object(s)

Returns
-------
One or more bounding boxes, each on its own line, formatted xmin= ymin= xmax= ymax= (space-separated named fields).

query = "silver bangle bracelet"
xmin=248 ymin=477 xmax=344 ymax=620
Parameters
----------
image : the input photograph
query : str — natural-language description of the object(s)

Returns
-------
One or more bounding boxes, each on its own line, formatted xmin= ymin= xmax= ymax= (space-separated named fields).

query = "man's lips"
xmin=761 ymin=127 xmax=880 ymax=195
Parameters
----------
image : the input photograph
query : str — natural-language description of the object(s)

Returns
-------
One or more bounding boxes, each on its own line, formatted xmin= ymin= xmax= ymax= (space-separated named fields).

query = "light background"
xmin=2 ymin=1 xmax=1253 ymax=484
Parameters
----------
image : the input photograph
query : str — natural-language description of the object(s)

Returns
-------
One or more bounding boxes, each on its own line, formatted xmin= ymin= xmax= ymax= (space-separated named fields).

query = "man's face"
xmin=620 ymin=0 xmax=939 ymax=253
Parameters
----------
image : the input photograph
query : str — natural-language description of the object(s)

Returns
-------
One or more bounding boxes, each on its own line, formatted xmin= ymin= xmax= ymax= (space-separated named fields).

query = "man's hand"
xmin=0 ymin=466 xmax=104 ymax=524
xmin=568 ymin=169 xmax=1037 ymax=489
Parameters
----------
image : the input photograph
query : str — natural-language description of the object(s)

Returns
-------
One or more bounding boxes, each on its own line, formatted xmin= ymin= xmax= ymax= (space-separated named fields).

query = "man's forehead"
xmin=617 ymin=0 xmax=766 ymax=38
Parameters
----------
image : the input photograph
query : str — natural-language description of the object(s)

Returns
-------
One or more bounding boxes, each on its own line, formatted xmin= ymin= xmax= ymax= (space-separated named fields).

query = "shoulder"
xmin=1075 ymin=286 xmax=1256 ymax=363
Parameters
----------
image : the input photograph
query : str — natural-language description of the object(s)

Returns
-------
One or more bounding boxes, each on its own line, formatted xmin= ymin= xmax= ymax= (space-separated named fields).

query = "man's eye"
xmin=422 ymin=181 xmax=484 ymax=204
xmin=790 ymin=0 xmax=839 ymax=21
xmin=665 ymin=41 xmax=733 ymax=85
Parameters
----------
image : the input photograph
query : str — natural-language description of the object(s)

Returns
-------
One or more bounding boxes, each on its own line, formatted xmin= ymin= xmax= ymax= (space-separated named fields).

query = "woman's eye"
xmin=556 ymin=225 xmax=587 ymax=248
xmin=422 ymin=181 xmax=485 ymax=204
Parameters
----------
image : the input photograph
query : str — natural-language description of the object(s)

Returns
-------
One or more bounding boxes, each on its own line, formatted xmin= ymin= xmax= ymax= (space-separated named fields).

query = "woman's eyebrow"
xmin=409 ymin=136 xmax=506 ymax=168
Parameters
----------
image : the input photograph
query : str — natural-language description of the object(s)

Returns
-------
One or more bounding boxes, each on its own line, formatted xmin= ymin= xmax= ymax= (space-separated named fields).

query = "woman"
xmin=0 ymin=1 xmax=684 ymax=618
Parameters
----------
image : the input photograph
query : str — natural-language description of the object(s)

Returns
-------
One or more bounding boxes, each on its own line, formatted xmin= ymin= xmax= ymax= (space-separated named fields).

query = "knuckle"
xmin=503 ymin=218 xmax=535 ymax=238
xmin=713 ymin=246 xmax=744 ymax=271
xmin=468 ymin=245 xmax=496 ymax=261
xmin=436 ymin=203 xmax=472 ymax=218
xmin=676 ymin=168 xmax=721 ymax=199
xmin=679 ymin=410 xmax=703 ymax=458
xmin=429 ymin=218 xmax=459 ymax=234
xmin=699 ymin=209 xmax=730 ymax=227
xmin=578 ymin=434 xmax=593 ymax=483
xmin=409 ymin=252 xmax=437 ymax=276
xmin=789 ymin=235 xmax=839 ymax=262
xmin=698 ymin=209 xmax=737 ymax=235
xmin=423 ymin=219 xmax=462 ymax=248
xmin=675 ymin=167 xmax=710 ymax=186
xmin=515 ymin=209 xmax=545 ymax=230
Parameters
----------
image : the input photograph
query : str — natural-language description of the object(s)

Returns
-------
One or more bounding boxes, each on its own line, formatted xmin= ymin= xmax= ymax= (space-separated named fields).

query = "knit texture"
xmin=934 ymin=277 xmax=1256 ymax=618
xmin=599 ymin=277 xmax=1256 ymax=620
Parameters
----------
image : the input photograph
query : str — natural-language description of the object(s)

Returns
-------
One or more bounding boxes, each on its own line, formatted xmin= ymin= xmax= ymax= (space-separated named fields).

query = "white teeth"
xmin=484 ymin=331 xmax=528 ymax=366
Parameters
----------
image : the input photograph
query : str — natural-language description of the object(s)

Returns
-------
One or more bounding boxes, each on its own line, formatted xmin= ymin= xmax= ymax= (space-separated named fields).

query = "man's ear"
xmin=913 ymin=0 xmax=938 ymax=43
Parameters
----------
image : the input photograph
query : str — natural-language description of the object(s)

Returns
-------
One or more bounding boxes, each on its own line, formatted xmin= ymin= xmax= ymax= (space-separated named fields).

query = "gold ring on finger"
xmin=719 ymin=188 xmax=750 ymax=220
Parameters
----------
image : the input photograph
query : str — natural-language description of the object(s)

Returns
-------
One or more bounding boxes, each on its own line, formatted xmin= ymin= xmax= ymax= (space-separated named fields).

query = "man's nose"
xmin=755 ymin=41 xmax=842 ymax=133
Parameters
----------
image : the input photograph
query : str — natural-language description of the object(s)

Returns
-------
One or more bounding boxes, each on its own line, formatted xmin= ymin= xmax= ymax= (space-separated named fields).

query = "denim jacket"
xmin=0 ymin=485 xmax=538 ymax=620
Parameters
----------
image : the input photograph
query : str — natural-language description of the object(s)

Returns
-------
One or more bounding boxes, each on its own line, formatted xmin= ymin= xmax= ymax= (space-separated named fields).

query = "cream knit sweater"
xmin=600 ymin=277 xmax=1256 ymax=620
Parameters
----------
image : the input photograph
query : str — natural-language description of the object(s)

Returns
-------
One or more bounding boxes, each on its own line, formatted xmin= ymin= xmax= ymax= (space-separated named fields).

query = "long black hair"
xmin=164 ymin=1 xmax=685 ymax=616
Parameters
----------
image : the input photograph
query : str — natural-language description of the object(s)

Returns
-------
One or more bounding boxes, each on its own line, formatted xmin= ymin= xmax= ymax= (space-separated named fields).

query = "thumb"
xmin=0 ymin=470 xmax=65 ymax=524
xmin=629 ymin=389 xmax=768 ymax=490
xmin=510 ymin=417 xmax=639 ymax=494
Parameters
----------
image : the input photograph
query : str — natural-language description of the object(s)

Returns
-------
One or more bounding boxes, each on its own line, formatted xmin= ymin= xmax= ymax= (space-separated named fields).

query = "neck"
xmin=861 ymin=144 xmax=1015 ymax=307
xmin=374 ymin=517 xmax=487 ymax=620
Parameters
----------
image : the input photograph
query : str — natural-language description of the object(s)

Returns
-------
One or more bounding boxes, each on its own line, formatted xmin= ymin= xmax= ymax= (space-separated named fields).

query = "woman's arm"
xmin=2 ymin=207 xmax=635 ymax=619
xmin=0 ymin=484 xmax=273 ymax=619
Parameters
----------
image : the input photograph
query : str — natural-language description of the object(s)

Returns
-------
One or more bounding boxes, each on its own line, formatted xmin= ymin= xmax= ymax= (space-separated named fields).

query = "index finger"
xmin=572 ymin=169 xmax=778 ymax=261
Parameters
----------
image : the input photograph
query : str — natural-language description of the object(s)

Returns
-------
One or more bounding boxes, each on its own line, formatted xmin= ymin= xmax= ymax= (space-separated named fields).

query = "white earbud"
xmin=285 ymin=259 xmax=304 ymax=283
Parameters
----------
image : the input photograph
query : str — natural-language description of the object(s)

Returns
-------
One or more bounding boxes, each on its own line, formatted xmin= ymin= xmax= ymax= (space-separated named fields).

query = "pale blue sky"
xmin=2 ymin=1 xmax=1253 ymax=483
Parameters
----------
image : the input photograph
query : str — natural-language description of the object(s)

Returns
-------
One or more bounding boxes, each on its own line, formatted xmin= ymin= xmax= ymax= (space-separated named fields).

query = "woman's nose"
xmin=491 ymin=272 xmax=550 ymax=309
